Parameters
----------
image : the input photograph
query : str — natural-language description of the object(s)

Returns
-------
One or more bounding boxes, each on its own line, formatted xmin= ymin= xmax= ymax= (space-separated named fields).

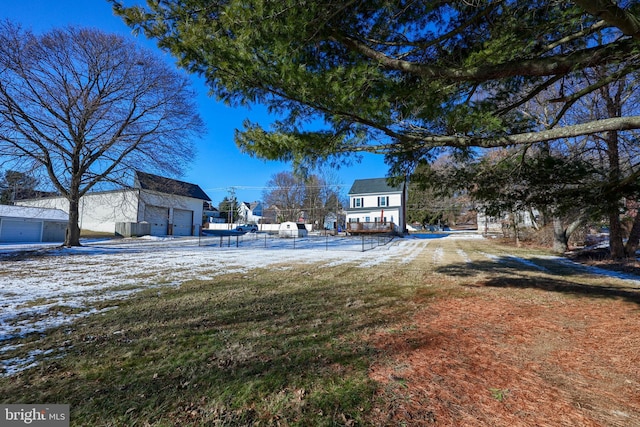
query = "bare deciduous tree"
xmin=263 ymin=170 xmax=344 ymax=227
xmin=0 ymin=23 xmax=205 ymax=246
xmin=263 ymin=172 xmax=306 ymax=223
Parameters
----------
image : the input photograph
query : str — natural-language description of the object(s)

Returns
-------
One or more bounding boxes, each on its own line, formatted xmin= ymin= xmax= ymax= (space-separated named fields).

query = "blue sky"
xmin=2 ymin=0 xmax=389 ymax=205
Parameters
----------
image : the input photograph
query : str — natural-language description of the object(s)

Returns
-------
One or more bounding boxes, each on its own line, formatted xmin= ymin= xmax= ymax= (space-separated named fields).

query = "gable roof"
xmin=0 ymin=204 xmax=68 ymax=221
xmin=348 ymin=178 xmax=404 ymax=195
xmin=134 ymin=171 xmax=210 ymax=201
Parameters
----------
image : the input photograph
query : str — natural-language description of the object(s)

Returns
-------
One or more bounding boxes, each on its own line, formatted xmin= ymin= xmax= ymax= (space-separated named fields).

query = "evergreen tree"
xmin=0 ymin=170 xmax=39 ymax=204
xmin=113 ymin=1 xmax=640 ymax=171
xmin=218 ymin=196 xmax=239 ymax=224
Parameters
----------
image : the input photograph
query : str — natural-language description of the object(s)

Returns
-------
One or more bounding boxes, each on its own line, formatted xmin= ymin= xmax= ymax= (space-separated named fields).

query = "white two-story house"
xmin=345 ymin=178 xmax=407 ymax=234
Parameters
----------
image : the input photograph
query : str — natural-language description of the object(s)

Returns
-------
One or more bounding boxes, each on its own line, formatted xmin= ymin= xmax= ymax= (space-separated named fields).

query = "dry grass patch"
xmin=0 ymin=262 xmax=421 ymax=426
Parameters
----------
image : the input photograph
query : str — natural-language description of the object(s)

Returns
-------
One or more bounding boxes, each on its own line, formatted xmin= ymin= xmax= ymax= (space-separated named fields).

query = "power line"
xmin=203 ymin=184 xmax=351 ymax=192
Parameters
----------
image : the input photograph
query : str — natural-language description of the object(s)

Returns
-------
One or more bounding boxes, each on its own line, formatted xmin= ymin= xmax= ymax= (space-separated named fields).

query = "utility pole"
xmin=228 ymin=187 xmax=236 ymax=229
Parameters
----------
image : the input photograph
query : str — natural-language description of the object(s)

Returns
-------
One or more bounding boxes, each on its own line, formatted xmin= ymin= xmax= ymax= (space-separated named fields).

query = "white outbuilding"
xmin=0 ymin=205 xmax=68 ymax=243
xmin=278 ymin=222 xmax=308 ymax=238
xmin=16 ymin=171 xmax=210 ymax=237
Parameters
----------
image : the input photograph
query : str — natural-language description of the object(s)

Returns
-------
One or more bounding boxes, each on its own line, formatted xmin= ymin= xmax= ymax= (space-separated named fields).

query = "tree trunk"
xmin=602 ymin=125 xmax=625 ymax=258
xmin=64 ymin=197 xmax=82 ymax=247
xmin=511 ymin=211 xmax=521 ymax=247
xmin=553 ymin=215 xmax=585 ymax=253
xmin=566 ymin=216 xmax=584 ymax=244
xmin=528 ymin=208 xmax=540 ymax=230
xmin=601 ymin=86 xmax=624 ymax=259
xmin=609 ymin=210 xmax=625 ymax=259
xmin=552 ymin=216 xmax=568 ymax=253
xmin=624 ymin=210 xmax=640 ymax=258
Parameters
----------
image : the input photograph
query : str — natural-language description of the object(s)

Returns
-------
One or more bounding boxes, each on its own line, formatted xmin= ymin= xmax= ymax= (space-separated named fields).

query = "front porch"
xmin=346 ymin=221 xmax=395 ymax=235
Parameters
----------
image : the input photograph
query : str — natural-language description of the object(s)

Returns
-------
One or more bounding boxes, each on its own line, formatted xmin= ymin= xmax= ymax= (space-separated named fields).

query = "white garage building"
xmin=0 ymin=205 xmax=68 ymax=243
xmin=16 ymin=171 xmax=211 ymax=237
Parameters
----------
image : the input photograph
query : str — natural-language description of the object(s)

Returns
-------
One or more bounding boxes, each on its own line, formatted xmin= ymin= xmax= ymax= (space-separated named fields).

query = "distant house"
xmin=203 ymin=202 xmax=225 ymax=224
xmin=0 ymin=205 xmax=67 ymax=243
xmin=260 ymin=205 xmax=280 ymax=224
xmin=238 ymin=201 xmax=263 ymax=224
xmin=477 ymin=207 xmax=538 ymax=235
xmin=323 ymin=212 xmax=346 ymax=232
xmin=345 ymin=178 xmax=407 ymax=234
xmin=260 ymin=204 xmax=305 ymax=224
xmin=16 ymin=171 xmax=210 ymax=237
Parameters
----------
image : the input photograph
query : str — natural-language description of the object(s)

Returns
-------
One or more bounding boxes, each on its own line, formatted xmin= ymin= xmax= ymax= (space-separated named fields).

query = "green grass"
xmin=0 ymin=262 xmax=419 ymax=426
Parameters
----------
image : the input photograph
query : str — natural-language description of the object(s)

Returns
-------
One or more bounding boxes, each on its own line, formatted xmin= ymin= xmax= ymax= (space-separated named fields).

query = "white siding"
xmin=346 ymin=191 xmax=405 ymax=232
xmin=17 ymin=188 xmax=205 ymax=236
xmin=346 ymin=208 xmax=400 ymax=224
xmin=80 ymin=191 xmax=139 ymax=232
xmin=17 ymin=190 xmax=139 ymax=233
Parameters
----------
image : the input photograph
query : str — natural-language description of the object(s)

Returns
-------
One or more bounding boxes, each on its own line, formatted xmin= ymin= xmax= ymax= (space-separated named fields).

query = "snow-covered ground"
xmin=0 ymin=234 xmax=453 ymax=347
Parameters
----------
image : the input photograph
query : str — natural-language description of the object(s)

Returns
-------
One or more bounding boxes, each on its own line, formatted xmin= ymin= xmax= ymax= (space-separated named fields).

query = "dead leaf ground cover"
xmin=367 ymin=238 xmax=640 ymax=426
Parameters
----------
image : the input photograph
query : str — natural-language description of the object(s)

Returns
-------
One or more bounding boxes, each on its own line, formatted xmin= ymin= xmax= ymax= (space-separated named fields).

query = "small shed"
xmin=278 ymin=222 xmax=308 ymax=238
xmin=0 ymin=205 xmax=68 ymax=243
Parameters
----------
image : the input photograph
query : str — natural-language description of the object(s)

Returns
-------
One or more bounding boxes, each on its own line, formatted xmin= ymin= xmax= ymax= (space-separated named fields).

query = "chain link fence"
xmin=198 ymin=232 xmax=395 ymax=252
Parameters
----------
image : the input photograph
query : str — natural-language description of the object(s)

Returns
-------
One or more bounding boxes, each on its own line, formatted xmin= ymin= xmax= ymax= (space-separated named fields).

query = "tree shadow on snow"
xmin=478 ymin=275 xmax=640 ymax=305
xmin=436 ymin=257 xmax=640 ymax=305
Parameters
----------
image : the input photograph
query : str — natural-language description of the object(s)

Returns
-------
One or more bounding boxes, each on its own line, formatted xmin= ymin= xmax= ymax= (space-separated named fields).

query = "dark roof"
xmin=134 ymin=171 xmax=210 ymax=201
xmin=348 ymin=178 xmax=404 ymax=195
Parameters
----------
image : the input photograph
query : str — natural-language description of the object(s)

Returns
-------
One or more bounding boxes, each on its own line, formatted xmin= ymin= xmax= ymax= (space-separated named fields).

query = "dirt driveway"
xmin=367 ymin=237 xmax=640 ymax=426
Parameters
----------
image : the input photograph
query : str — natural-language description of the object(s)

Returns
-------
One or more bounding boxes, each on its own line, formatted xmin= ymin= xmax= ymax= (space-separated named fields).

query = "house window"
xmin=353 ymin=197 xmax=363 ymax=208
xmin=378 ymin=196 xmax=389 ymax=207
xmin=365 ymin=216 xmax=370 ymax=222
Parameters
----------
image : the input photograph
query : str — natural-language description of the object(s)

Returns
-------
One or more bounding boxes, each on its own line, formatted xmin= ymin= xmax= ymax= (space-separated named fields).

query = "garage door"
xmin=144 ymin=206 xmax=168 ymax=236
xmin=0 ymin=219 xmax=42 ymax=242
xmin=173 ymin=209 xmax=193 ymax=236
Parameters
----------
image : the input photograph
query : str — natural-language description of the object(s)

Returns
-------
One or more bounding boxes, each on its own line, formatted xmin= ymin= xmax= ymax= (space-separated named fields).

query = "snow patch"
xmin=456 ymin=249 xmax=471 ymax=263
